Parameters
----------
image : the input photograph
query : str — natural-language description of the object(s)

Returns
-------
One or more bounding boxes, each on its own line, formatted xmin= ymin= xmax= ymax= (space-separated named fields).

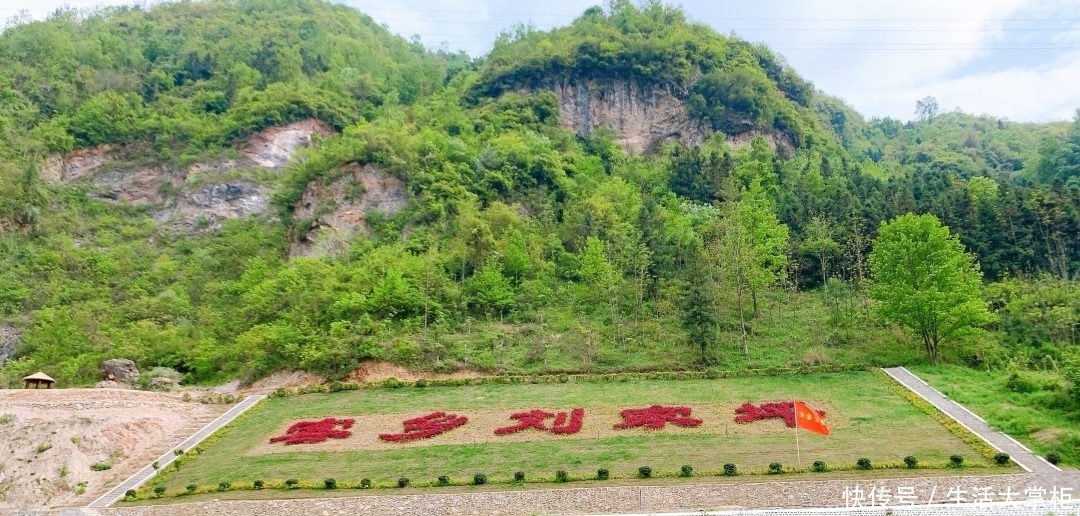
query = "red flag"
xmin=794 ymin=400 xmax=830 ymax=436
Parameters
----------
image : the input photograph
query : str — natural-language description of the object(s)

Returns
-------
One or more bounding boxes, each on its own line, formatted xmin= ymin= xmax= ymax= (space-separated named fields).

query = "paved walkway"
xmin=86 ymin=394 xmax=265 ymax=508
xmin=882 ymin=367 xmax=1080 ymax=491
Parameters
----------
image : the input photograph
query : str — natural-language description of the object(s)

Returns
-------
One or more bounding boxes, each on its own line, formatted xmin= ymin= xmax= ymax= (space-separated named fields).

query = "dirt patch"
xmin=345 ymin=360 xmax=485 ymax=383
xmin=243 ymin=371 xmax=328 ymax=393
xmin=1030 ymin=428 xmax=1060 ymax=443
xmin=244 ymin=401 xmax=848 ymax=455
xmin=0 ymin=389 xmax=227 ymax=510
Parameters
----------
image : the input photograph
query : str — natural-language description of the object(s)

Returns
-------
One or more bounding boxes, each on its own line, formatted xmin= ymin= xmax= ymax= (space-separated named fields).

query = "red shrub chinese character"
xmin=494 ymin=408 xmax=585 ymax=436
xmin=734 ymin=401 xmax=826 ymax=427
xmin=613 ymin=405 xmax=702 ymax=430
xmin=269 ymin=417 xmax=355 ymax=445
xmin=378 ymin=411 xmax=468 ymax=442
xmin=551 ymin=408 xmax=585 ymax=435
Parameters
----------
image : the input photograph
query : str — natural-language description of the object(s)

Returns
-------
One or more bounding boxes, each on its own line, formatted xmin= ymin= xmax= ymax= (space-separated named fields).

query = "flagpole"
xmin=794 ymin=398 xmax=802 ymax=469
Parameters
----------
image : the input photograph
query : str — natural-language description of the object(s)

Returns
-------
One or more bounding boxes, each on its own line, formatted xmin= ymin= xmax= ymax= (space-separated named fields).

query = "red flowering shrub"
xmin=551 ymin=408 xmax=585 ymax=435
xmin=495 ymin=409 xmax=552 ymax=435
xmin=379 ymin=411 xmax=468 ymax=442
xmin=269 ymin=418 xmax=355 ymax=445
xmin=734 ymin=401 xmax=825 ymax=427
xmin=613 ymin=405 xmax=702 ymax=430
xmin=494 ymin=408 xmax=585 ymax=435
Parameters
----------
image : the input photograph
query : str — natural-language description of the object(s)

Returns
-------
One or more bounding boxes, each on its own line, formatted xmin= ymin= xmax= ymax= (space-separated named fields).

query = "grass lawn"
xmin=150 ymin=372 xmax=997 ymax=495
xmin=909 ymin=364 xmax=1080 ymax=466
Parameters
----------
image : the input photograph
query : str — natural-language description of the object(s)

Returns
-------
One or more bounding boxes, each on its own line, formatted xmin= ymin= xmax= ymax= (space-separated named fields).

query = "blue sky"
xmin=3 ymin=0 xmax=1079 ymax=122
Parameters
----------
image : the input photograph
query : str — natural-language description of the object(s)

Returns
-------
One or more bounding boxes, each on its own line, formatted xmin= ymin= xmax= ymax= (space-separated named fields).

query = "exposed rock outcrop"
xmin=0 ymin=324 xmax=19 ymax=367
xmin=549 ymin=79 xmax=709 ymax=154
xmin=240 ymin=119 xmax=333 ymax=168
xmin=156 ymin=181 xmax=270 ymax=231
xmin=39 ymin=119 xmax=333 ymax=231
xmin=290 ymin=163 xmax=408 ymax=257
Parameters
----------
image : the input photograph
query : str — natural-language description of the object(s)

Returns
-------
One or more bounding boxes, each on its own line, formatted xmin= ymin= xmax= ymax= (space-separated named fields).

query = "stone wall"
xmin=10 ymin=474 xmax=1038 ymax=516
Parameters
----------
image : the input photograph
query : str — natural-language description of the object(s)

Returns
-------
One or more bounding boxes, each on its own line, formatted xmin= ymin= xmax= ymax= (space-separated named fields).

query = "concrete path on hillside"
xmin=882 ymin=367 xmax=1056 ymax=475
xmin=86 ymin=394 xmax=265 ymax=508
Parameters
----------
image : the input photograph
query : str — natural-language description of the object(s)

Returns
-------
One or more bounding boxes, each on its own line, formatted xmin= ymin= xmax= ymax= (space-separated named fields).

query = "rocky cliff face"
xmin=549 ymin=79 xmax=709 ymax=154
xmin=290 ymin=163 xmax=408 ymax=257
xmin=533 ymin=78 xmax=793 ymax=156
xmin=39 ymin=120 xmax=332 ymax=231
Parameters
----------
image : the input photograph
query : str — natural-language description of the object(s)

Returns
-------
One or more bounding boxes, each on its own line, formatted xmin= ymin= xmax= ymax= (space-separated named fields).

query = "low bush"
xmin=360 ymin=478 xmax=372 ymax=489
xmin=324 ymin=478 xmax=337 ymax=489
xmin=218 ymin=481 xmax=231 ymax=492
xmin=514 ymin=471 xmax=525 ymax=482
xmin=949 ymin=454 xmax=964 ymax=467
xmin=723 ymin=463 xmax=737 ymax=476
xmin=398 ymin=477 xmax=410 ymax=488
xmin=124 ymin=489 xmax=136 ymax=500
xmin=36 ymin=442 xmax=52 ymax=453
xmin=597 ymin=468 xmax=609 ymax=480
xmin=285 ymin=478 xmax=299 ymax=488
xmin=91 ymin=462 xmax=112 ymax=471
xmin=638 ymin=466 xmax=652 ymax=478
xmin=768 ymin=462 xmax=783 ymax=474
xmin=994 ymin=452 xmax=1011 ymax=466
xmin=414 ymin=378 xmax=428 ymax=388
xmin=153 ymin=486 xmax=166 ymax=497
xmin=1047 ymin=452 xmax=1062 ymax=465
xmin=186 ymin=484 xmax=197 ymax=494
xmin=437 ymin=475 xmax=450 ymax=486
xmin=253 ymin=479 xmax=264 ymax=489
xmin=856 ymin=458 xmax=872 ymax=470
xmin=473 ymin=473 xmax=487 ymax=485
xmin=555 ymin=470 xmax=569 ymax=482
xmin=812 ymin=460 xmax=826 ymax=472
xmin=904 ymin=455 xmax=918 ymax=468
xmin=680 ymin=464 xmax=693 ymax=477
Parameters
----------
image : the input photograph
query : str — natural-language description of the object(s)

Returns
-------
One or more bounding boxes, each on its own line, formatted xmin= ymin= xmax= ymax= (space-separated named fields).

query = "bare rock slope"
xmin=290 ymin=163 xmax=408 ymax=257
xmin=39 ymin=120 xmax=332 ymax=230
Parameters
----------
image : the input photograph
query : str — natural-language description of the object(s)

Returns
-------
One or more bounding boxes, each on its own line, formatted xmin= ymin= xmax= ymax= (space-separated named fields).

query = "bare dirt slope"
xmin=0 ymin=389 xmax=227 ymax=510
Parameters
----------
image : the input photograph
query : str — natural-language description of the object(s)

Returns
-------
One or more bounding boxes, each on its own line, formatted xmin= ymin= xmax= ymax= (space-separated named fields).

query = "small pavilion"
xmin=23 ymin=371 xmax=55 ymax=389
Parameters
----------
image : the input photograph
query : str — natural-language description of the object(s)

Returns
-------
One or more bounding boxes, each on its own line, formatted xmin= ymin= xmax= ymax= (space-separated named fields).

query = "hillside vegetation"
xmin=0 ymin=0 xmax=1078 ymax=392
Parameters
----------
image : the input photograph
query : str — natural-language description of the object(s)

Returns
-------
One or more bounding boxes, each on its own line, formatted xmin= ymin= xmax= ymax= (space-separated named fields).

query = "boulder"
xmin=100 ymin=359 xmax=140 ymax=384
xmin=0 ymin=325 xmax=19 ymax=367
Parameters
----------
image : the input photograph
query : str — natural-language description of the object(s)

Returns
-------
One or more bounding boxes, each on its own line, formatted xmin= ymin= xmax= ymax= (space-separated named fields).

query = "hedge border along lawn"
xmin=267 ymin=363 xmax=873 ymax=398
xmin=137 ymin=371 xmax=1015 ymax=503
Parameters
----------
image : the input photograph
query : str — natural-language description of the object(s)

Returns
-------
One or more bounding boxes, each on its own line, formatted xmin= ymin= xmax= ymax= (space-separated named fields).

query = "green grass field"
xmin=910 ymin=365 xmax=1080 ymax=466
xmin=145 ymin=371 xmax=1000 ymax=498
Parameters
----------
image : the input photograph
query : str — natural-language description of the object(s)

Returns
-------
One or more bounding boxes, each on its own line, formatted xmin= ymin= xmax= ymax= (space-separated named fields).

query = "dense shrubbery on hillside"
xmin=0 ymin=0 xmax=1078 ymax=387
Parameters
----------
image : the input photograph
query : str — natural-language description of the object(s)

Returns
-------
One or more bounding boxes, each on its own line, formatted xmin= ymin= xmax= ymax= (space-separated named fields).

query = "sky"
xmin=3 ymin=0 xmax=1079 ymax=123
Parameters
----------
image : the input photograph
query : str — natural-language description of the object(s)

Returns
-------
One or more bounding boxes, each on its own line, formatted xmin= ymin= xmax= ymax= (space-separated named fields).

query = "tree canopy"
xmin=867 ymin=213 xmax=994 ymax=364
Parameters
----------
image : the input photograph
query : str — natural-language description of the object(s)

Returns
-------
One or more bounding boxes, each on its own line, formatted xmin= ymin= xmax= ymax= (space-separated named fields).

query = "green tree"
xmin=709 ymin=185 xmax=789 ymax=355
xmin=800 ymin=216 xmax=841 ymax=301
xmin=868 ymin=213 xmax=993 ymax=364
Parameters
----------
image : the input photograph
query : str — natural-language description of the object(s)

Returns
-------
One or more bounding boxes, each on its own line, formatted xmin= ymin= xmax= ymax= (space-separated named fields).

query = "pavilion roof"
xmin=22 ymin=371 xmax=55 ymax=382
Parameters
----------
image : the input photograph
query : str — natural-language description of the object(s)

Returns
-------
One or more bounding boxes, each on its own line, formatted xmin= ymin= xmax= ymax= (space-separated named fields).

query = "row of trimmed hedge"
xmin=133 ymin=457 xmax=997 ymax=501
xmin=268 ymin=364 xmax=872 ymax=398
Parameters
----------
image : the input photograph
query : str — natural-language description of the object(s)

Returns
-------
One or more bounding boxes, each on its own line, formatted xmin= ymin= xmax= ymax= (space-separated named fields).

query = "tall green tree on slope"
xmin=868 ymin=213 xmax=993 ymax=364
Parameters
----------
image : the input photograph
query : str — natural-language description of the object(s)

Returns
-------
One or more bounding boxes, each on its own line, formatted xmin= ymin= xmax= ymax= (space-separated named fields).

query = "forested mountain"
xmin=0 ymin=0 xmax=1077 ymax=387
